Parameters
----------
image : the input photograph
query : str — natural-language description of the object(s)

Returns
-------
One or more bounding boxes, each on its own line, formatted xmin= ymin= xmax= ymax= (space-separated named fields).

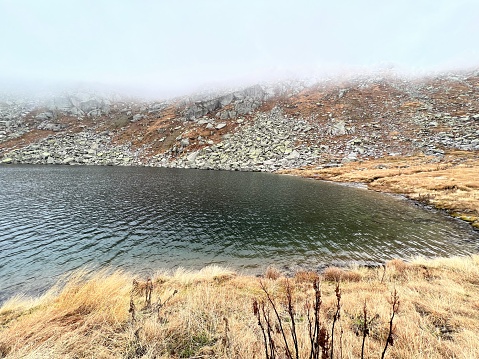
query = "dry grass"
xmin=264 ymin=266 xmax=281 ymax=280
xmin=1 ymin=257 xmax=479 ymax=358
xmin=294 ymin=270 xmax=320 ymax=283
xmin=323 ymin=266 xmax=363 ymax=282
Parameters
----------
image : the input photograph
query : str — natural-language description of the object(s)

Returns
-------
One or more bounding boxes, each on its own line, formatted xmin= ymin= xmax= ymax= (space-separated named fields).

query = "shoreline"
xmin=4 ymin=154 xmax=477 ymax=231
xmin=1 ymin=160 xmax=478 ymax=305
xmin=279 ymin=152 xmax=479 ymax=230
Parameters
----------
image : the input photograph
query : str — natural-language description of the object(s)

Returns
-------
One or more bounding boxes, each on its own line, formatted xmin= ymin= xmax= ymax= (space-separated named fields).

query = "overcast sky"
xmin=1 ymin=0 xmax=478 ymax=97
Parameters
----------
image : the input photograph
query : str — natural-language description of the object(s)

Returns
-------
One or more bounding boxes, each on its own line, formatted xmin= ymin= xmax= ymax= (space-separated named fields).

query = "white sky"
xmin=1 ymin=0 xmax=478 ymax=97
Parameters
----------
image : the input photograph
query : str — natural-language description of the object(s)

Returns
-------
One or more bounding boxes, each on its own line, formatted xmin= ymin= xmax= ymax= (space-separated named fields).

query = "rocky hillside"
xmin=1 ymin=71 xmax=479 ymax=170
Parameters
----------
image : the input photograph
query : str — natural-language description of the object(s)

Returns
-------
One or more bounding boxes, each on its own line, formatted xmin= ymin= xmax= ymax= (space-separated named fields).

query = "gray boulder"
xmin=79 ymin=99 xmax=101 ymax=113
xmin=326 ymin=120 xmax=347 ymax=136
xmin=187 ymin=151 xmax=198 ymax=163
xmin=101 ymin=102 xmax=111 ymax=115
xmin=218 ymin=94 xmax=234 ymax=107
xmin=185 ymin=104 xmax=208 ymax=120
xmin=286 ymin=150 xmax=300 ymax=160
xmin=203 ymin=98 xmax=221 ymax=113
xmin=87 ymin=109 xmax=102 ymax=117
xmin=35 ymin=112 xmax=54 ymax=121
xmin=53 ymin=97 xmax=72 ymax=111
xmin=242 ymin=84 xmax=265 ymax=101
xmin=235 ymin=101 xmax=255 ymax=115
xmin=37 ymin=122 xmax=65 ymax=132
xmin=131 ymin=114 xmax=143 ymax=122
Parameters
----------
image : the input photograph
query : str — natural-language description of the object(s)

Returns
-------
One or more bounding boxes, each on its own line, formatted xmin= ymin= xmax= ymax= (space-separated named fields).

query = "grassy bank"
xmin=280 ymin=151 xmax=479 ymax=229
xmin=1 ymin=256 xmax=479 ymax=358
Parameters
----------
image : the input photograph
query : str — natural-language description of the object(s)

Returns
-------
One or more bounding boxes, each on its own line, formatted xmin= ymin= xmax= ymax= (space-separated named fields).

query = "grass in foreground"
xmin=1 ymin=256 xmax=479 ymax=358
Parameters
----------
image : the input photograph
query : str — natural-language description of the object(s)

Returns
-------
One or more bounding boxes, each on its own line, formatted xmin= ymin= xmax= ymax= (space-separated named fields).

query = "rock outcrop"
xmin=183 ymin=84 xmax=266 ymax=120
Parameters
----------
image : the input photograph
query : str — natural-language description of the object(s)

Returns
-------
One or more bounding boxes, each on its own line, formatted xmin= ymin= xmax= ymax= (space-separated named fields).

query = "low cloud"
xmin=1 ymin=0 xmax=478 ymax=98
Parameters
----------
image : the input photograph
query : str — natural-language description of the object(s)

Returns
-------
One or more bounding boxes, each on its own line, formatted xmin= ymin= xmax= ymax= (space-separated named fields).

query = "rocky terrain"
xmin=1 ymin=71 xmax=478 ymax=170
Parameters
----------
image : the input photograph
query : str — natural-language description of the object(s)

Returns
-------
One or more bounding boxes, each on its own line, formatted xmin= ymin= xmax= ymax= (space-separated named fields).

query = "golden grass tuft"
xmin=294 ymin=270 xmax=320 ymax=283
xmin=323 ymin=266 xmax=363 ymax=282
xmin=1 ymin=256 xmax=479 ymax=358
xmin=0 ymin=269 xmax=132 ymax=358
xmin=385 ymin=259 xmax=411 ymax=280
xmin=263 ymin=265 xmax=281 ymax=280
xmin=323 ymin=266 xmax=343 ymax=282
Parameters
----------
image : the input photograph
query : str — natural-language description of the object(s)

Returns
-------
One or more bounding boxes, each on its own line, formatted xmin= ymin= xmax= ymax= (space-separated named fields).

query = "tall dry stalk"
xmin=144 ymin=278 xmax=153 ymax=308
xmin=360 ymin=301 xmax=369 ymax=359
xmin=330 ymin=283 xmax=341 ymax=359
xmin=129 ymin=296 xmax=136 ymax=323
xmin=155 ymin=289 xmax=178 ymax=320
xmin=253 ymin=299 xmax=272 ymax=359
xmin=158 ymin=266 xmax=402 ymax=358
xmin=260 ymin=280 xmax=294 ymax=358
xmin=310 ymin=279 xmax=327 ymax=359
xmin=255 ymin=279 xmax=337 ymax=359
xmin=286 ymin=280 xmax=299 ymax=359
xmin=381 ymin=289 xmax=400 ymax=359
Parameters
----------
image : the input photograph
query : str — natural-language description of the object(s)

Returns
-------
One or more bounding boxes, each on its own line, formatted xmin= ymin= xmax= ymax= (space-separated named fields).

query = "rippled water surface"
xmin=1 ymin=165 xmax=478 ymax=302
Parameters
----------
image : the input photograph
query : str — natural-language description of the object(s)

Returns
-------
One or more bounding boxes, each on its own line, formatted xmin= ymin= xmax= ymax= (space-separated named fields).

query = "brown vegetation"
xmin=1 ymin=256 xmax=479 ymax=358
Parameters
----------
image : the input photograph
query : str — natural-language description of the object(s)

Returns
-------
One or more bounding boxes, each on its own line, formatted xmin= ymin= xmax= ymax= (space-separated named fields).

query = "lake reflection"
xmin=0 ymin=165 xmax=477 ymax=302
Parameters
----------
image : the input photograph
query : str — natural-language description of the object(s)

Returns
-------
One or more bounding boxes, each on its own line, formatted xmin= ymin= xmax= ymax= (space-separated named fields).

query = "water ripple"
xmin=0 ymin=165 xmax=478 ymax=303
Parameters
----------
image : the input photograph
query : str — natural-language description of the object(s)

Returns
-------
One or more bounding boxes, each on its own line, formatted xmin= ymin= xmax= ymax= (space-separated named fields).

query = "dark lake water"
xmin=0 ymin=165 xmax=478 ymax=303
